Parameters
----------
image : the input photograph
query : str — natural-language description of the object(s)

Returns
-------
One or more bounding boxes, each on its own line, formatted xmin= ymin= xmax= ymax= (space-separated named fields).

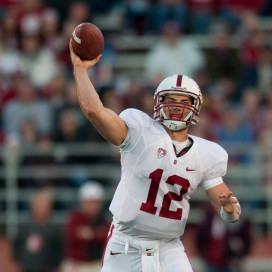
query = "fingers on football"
xmin=69 ymin=39 xmax=75 ymax=54
xmin=69 ymin=39 xmax=80 ymax=64
xmin=82 ymin=54 xmax=102 ymax=69
xmin=88 ymin=54 xmax=102 ymax=64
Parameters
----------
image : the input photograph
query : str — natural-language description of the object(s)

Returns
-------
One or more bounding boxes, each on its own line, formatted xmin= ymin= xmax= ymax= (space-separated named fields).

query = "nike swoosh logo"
xmin=110 ymin=251 xmax=121 ymax=255
xmin=146 ymin=248 xmax=153 ymax=251
xmin=186 ymin=167 xmax=195 ymax=171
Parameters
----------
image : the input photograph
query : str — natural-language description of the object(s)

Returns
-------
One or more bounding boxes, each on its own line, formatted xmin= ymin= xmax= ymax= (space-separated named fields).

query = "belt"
xmin=113 ymin=227 xmax=163 ymax=272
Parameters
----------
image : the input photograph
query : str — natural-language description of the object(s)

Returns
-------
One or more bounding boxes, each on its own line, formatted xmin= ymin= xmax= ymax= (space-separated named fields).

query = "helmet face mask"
xmin=153 ymin=75 xmax=202 ymax=131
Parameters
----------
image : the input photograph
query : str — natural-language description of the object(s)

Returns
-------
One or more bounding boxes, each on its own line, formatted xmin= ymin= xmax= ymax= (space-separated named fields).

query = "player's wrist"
xmin=73 ymin=63 xmax=90 ymax=76
xmin=74 ymin=61 xmax=86 ymax=70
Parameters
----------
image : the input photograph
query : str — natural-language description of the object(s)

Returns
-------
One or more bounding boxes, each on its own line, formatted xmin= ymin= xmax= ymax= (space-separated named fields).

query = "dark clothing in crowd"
xmin=13 ymin=221 xmax=63 ymax=272
xmin=196 ymin=205 xmax=252 ymax=272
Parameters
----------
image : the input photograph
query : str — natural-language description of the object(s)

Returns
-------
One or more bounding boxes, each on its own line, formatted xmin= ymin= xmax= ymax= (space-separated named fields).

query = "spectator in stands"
xmin=54 ymin=108 xmax=88 ymax=143
xmin=208 ymin=77 xmax=237 ymax=103
xmin=236 ymin=11 xmax=264 ymax=67
xmin=0 ymin=71 xmax=27 ymax=141
xmin=260 ymin=0 xmax=272 ymax=15
xmin=206 ymin=32 xmax=242 ymax=81
xmin=0 ymin=13 xmax=20 ymax=79
xmin=2 ymin=77 xmax=53 ymax=145
xmin=221 ymin=0 xmax=265 ymax=18
xmin=67 ymin=1 xmax=91 ymax=25
xmin=240 ymin=88 xmax=265 ymax=137
xmin=20 ymin=119 xmax=39 ymax=148
xmin=13 ymin=188 xmax=63 ymax=272
xmin=257 ymin=106 xmax=272 ymax=186
xmin=55 ymin=80 xmax=82 ymax=122
xmin=53 ymin=18 xmax=77 ymax=71
xmin=148 ymin=0 xmax=188 ymax=34
xmin=0 ymin=8 xmax=18 ymax=48
xmin=189 ymin=109 xmax=217 ymax=142
xmin=145 ymin=20 xmax=205 ymax=83
xmin=187 ymin=0 xmax=220 ymax=33
xmin=16 ymin=0 xmax=47 ymax=35
xmin=62 ymin=181 xmax=110 ymax=272
xmin=19 ymin=32 xmax=58 ymax=90
xmin=205 ymin=92 xmax=229 ymax=127
xmin=219 ymin=1 xmax=264 ymax=34
xmin=196 ymin=203 xmax=252 ymax=272
xmin=41 ymin=8 xmax=62 ymax=57
xmin=87 ymin=0 xmax=114 ymax=14
xmin=138 ymin=90 xmax=154 ymax=117
xmin=216 ymin=108 xmax=255 ymax=165
xmin=120 ymin=78 xmax=147 ymax=110
xmin=124 ymin=0 xmax=151 ymax=35
xmin=0 ymin=70 xmax=13 ymax=114
xmin=192 ymin=69 xmax=212 ymax=96
xmin=42 ymin=71 xmax=67 ymax=110
xmin=54 ymin=80 xmax=100 ymax=142
xmin=238 ymin=44 xmax=272 ymax=100
xmin=99 ymin=85 xmax=124 ymax=115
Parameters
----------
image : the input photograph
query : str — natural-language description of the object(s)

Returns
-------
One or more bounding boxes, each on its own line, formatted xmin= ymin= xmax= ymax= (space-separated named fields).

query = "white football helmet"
xmin=154 ymin=74 xmax=202 ymax=131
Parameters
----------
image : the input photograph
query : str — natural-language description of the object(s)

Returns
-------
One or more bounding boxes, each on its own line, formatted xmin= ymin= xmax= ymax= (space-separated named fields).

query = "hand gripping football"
xmin=71 ymin=22 xmax=104 ymax=60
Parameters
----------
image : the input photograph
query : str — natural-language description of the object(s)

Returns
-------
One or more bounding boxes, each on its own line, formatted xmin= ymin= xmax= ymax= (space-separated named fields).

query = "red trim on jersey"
xmin=102 ymin=223 xmax=114 ymax=267
xmin=176 ymin=75 xmax=183 ymax=87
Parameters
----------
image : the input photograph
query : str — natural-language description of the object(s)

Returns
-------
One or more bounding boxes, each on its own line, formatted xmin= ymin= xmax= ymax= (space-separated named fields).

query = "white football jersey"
xmin=109 ymin=109 xmax=228 ymax=239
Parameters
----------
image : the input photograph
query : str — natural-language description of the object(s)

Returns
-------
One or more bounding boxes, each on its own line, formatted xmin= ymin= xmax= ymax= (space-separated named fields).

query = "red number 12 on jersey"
xmin=140 ymin=169 xmax=190 ymax=220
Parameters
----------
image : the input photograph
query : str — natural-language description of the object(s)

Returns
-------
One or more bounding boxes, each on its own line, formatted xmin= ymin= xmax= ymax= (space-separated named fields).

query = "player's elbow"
xmin=84 ymin=105 xmax=103 ymax=121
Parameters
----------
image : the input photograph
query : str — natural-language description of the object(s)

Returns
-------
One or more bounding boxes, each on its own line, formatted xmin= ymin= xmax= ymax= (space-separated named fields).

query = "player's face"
xmin=163 ymin=94 xmax=193 ymax=120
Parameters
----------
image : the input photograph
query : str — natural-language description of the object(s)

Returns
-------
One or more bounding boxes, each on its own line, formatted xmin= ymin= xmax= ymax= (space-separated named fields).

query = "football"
xmin=71 ymin=22 xmax=104 ymax=60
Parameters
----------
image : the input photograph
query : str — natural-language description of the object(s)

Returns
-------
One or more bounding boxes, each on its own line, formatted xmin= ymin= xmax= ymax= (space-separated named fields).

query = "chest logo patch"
xmin=157 ymin=148 xmax=167 ymax=158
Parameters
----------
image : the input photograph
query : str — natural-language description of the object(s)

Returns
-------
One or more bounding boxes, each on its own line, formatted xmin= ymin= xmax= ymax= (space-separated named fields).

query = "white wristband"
xmin=220 ymin=206 xmax=236 ymax=222
xmin=220 ymin=197 xmax=241 ymax=223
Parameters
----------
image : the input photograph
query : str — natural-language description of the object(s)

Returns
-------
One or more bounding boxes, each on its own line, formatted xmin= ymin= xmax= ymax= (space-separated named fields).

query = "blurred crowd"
xmin=1 ymin=1 xmax=272 ymax=271
xmin=12 ymin=182 xmax=110 ymax=272
xmin=0 ymin=3 xmax=271 ymax=139
xmin=0 ymin=0 xmax=272 ymax=189
xmin=0 ymin=0 xmax=271 ymax=197
xmin=0 ymin=4 xmax=270 ymax=129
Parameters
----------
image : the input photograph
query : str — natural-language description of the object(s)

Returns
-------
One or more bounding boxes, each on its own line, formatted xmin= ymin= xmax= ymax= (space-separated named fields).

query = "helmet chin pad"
xmin=162 ymin=120 xmax=187 ymax=131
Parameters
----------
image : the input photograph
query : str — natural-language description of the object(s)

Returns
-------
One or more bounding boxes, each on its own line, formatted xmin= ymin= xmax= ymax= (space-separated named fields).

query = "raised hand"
xmin=69 ymin=38 xmax=102 ymax=70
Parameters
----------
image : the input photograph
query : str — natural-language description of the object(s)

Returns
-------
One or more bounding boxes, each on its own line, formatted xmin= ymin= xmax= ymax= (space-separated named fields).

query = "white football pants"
xmin=101 ymin=225 xmax=193 ymax=272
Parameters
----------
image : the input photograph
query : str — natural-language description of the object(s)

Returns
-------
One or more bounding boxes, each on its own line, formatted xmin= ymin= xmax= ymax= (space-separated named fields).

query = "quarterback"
xmin=69 ymin=40 xmax=241 ymax=272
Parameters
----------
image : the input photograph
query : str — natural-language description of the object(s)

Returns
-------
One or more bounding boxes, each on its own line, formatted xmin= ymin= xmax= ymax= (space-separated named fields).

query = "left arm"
xmin=205 ymin=182 xmax=241 ymax=222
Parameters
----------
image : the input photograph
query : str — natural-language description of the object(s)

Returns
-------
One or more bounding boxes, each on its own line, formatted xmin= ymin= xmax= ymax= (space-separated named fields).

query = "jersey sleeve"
xmin=200 ymin=144 xmax=228 ymax=191
xmin=118 ymin=108 xmax=147 ymax=152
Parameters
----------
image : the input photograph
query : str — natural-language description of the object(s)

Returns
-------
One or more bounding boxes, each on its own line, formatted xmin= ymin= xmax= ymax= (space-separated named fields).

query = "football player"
xmin=69 ymin=40 xmax=241 ymax=272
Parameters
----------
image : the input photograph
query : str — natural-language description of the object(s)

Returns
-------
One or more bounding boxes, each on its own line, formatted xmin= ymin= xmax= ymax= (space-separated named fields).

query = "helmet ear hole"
xmin=160 ymin=95 xmax=166 ymax=102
